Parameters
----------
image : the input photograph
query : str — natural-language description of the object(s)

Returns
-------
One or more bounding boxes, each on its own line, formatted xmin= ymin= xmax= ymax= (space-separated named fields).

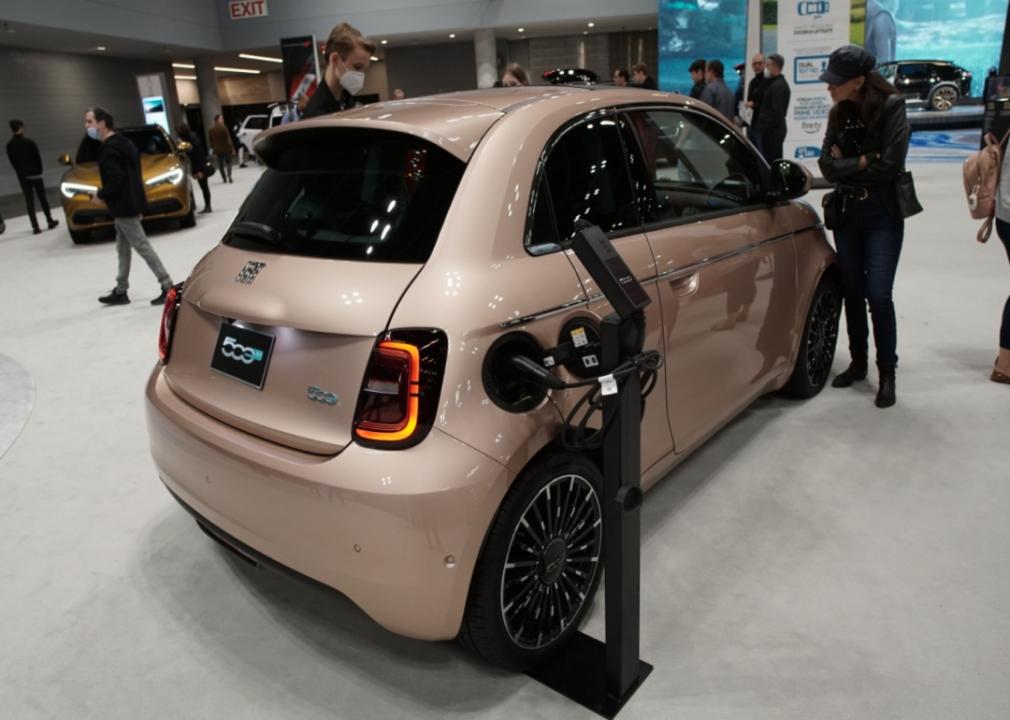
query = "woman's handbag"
xmin=895 ymin=170 xmax=923 ymax=218
xmin=822 ymin=190 xmax=842 ymax=231
xmin=204 ymin=160 xmax=216 ymax=178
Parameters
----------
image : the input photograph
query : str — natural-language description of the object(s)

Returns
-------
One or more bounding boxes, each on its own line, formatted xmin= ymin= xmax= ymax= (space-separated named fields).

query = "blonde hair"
xmin=323 ymin=22 xmax=376 ymax=61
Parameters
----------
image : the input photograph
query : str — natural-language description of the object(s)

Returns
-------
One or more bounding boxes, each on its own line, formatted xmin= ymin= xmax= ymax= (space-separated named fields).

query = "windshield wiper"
xmin=227 ymin=221 xmax=282 ymax=247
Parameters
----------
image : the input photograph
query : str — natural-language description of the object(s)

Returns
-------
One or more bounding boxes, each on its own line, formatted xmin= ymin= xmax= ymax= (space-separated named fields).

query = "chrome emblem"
xmin=307 ymin=386 xmax=339 ymax=406
xmin=235 ymin=261 xmax=266 ymax=284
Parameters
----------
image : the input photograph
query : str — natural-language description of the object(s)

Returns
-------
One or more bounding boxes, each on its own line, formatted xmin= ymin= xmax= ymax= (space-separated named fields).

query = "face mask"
xmin=763 ymin=68 xmax=770 ymax=79
xmin=86 ymin=126 xmax=100 ymax=140
xmin=340 ymin=69 xmax=365 ymax=96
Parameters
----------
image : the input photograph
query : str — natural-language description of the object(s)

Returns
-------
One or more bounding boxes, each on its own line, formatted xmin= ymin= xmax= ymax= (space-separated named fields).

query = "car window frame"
xmin=617 ymin=105 xmax=772 ymax=234
xmin=524 ymin=108 xmax=646 ymax=256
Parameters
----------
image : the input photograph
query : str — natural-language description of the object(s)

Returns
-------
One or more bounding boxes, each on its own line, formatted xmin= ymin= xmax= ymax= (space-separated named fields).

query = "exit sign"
xmin=229 ymin=0 xmax=268 ymax=20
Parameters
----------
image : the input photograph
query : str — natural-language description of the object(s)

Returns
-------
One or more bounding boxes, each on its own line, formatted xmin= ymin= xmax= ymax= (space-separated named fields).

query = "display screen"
xmin=658 ymin=0 xmax=748 ymax=95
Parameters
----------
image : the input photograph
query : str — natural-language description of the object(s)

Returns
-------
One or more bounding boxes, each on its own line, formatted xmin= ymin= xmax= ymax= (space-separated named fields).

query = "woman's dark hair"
xmin=175 ymin=123 xmax=192 ymax=140
xmin=829 ymin=69 xmax=896 ymax=140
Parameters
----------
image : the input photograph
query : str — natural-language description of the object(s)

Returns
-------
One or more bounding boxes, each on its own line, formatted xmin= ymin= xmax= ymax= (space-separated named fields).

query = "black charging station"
xmin=517 ymin=222 xmax=657 ymax=718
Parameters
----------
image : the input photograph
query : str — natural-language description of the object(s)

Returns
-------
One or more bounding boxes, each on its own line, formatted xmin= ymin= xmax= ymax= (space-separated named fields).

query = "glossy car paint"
xmin=146 ymin=86 xmax=835 ymax=640
xmin=59 ymin=125 xmax=194 ymax=233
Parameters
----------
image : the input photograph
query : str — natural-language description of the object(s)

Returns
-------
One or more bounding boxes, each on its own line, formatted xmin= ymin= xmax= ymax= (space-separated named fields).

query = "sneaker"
xmin=0 ymin=220 xmax=5 ymax=234
xmin=47 ymin=218 xmax=59 ymax=230
xmin=150 ymin=287 xmax=171 ymax=305
xmin=33 ymin=228 xmax=42 ymax=235
xmin=98 ymin=288 xmax=130 ymax=305
xmin=199 ymin=207 xmax=212 ymax=214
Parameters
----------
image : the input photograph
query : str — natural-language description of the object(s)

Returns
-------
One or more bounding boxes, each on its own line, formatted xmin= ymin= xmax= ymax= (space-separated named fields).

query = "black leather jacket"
xmin=819 ymin=94 xmax=909 ymax=218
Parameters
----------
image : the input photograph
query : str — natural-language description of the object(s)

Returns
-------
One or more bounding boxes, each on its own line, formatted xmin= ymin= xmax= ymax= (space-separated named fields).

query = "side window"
xmin=540 ymin=117 xmax=640 ymax=242
xmin=900 ymin=63 xmax=926 ymax=79
xmin=626 ymin=109 xmax=763 ymax=223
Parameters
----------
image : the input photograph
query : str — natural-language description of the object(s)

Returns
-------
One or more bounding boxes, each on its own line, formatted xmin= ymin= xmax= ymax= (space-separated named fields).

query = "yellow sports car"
xmin=58 ymin=124 xmax=195 ymax=244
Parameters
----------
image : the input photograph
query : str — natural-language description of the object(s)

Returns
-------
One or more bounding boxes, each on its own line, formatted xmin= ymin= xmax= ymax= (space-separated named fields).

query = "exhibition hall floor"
xmin=1 ymin=161 xmax=1008 ymax=720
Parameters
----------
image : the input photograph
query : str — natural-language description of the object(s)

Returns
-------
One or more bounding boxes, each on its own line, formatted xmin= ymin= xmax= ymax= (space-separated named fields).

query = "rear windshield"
xmin=225 ymin=129 xmax=465 ymax=263
xmin=122 ymin=128 xmax=172 ymax=155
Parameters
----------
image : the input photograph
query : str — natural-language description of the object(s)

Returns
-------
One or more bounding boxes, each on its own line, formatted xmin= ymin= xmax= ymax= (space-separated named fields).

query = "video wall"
xmin=658 ymin=0 xmax=748 ymax=95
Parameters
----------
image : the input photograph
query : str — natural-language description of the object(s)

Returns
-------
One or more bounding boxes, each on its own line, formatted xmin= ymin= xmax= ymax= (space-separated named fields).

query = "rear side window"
xmin=244 ymin=116 xmax=268 ymax=130
xmin=225 ymin=129 xmax=465 ymax=263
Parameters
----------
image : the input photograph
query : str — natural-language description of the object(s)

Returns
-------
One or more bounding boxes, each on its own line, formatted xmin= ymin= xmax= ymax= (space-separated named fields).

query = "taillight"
xmin=157 ymin=283 xmax=184 ymax=363
xmin=353 ymin=329 xmax=447 ymax=449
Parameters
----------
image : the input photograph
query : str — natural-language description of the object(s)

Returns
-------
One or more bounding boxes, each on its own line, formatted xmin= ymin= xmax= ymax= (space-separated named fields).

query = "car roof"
xmin=258 ymin=86 xmax=691 ymax=161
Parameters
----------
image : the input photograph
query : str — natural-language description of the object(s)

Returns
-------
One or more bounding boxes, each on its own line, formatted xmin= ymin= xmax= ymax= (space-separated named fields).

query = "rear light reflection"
xmin=158 ymin=284 xmax=183 ymax=363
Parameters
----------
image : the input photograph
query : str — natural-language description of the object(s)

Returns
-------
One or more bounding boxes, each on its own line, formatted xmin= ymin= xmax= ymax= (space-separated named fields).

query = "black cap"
xmin=819 ymin=45 xmax=877 ymax=85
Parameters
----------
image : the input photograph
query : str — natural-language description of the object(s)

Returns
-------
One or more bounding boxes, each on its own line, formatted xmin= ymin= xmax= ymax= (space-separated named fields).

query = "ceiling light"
xmin=517 ymin=27 xmax=525 ymax=33
xmin=174 ymin=75 xmax=197 ymax=80
xmin=583 ymin=31 xmax=589 ymax=35
xmin=587 ymin=21 xmax=595 ymax=27
xmin=214 ymin=66 xmax=260 ymax=74
xmin=381 ymin=39 xmax=388 ymax=45
xmin=238 ymin=53 xmax=282 ymax=63
xmin=96 ymin=46 xmax=106 ymax=51
xmin=449 ymin=33 xmax=456 ymax=38
xmin=370 ymin=56 xmax=379 ymax=61
xmin=172 ymin=62 xmax=195 ymax=69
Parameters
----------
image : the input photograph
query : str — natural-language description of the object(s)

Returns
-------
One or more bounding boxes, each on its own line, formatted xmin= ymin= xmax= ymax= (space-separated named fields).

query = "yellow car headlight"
xmin=61 ymin=181 xmax=98 ymax=199
xmin=146 ymin=167 xmax=185 ymax=187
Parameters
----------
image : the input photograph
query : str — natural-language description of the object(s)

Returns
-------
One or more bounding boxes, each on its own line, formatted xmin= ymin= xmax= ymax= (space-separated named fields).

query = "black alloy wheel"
xmin=782 ymin=277 xmax=840 ymax=398
xmin=461 ymin=451 xmax=603 ymax=670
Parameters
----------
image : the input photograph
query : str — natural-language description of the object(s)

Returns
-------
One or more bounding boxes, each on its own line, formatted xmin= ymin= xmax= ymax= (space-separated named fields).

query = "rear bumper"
xmin=145 ymin=365 xmax=512 ymax=640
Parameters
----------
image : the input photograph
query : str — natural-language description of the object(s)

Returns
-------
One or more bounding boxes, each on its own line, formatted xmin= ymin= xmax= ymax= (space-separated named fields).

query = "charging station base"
xmin=526 ymin=631 xmax=653 ymax=719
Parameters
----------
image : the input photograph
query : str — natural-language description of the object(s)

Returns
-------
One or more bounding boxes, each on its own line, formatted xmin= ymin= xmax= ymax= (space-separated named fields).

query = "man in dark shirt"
xmin=6 ymin=119 xmax=59 ymax=234
xmin=755 ymin=54 xmax=791 ymax=163
xmin=631 ymin=63 xmax=658 ymax=90
xmin=86 ymin=107 xmax=174 ymax=306
xmin=745 ymin=54 xmax=768 ymax=153
xmin=303 ymin=22 xmax=375 ymax=119
xmin=688 ymin=59 xmax=707 ymax=99
xmin=700 ymin=60 xmax=736 ymax=119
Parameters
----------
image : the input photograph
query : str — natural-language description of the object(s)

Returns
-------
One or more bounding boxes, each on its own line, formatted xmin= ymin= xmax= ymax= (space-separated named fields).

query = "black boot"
xmin=875 ymin=366 xmax=896 ymax=408
xmin=831 ymin=359 xmax=868 ymax=388
xmin=98 ymin=288 xmax=130 ymax=305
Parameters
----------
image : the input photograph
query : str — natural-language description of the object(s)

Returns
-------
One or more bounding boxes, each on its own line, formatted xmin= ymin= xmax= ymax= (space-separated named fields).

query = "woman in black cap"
xmin=818 ymin=45 xmax=911 ymax=408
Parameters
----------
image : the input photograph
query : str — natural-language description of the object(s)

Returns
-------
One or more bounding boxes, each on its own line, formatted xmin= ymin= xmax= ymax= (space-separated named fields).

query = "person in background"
xmin=303 ymin=22 xmax=375 ymax=118
xmin=818 ymin=45 xmax=909 ymax=408
xmin=208 ymin=114 xmax=234 ymax=184
xmin=176 ymin=123 xmax=211 ymax=214
xmin=87 ymin=107 xmax=175 ymax=306
xmin=501 ymin=63 xmax=529 ymax=87
xmin=989 ymin=134 xmax=1010 ymax=383
xmin=700 ymin=59 xmax=735 ymax=119
xmin=613 ymin=68 xmax=630 ymax=87
xmin=632 ymin=63 xmax=657 ymax=90
xmin=756 ymin=53 xmax=790 ymax=162
xmin=6 ymin=119 xmax=59 ymax=235
xmin=392 ymin=88 xmax=406 ymax=100
xmin=745 ymin=53 xmax=768 ymax=152
xmin=688 ymin=58 xmax=707 ymax=99
xmin=232 ymin=120 xmax=248 ymax=168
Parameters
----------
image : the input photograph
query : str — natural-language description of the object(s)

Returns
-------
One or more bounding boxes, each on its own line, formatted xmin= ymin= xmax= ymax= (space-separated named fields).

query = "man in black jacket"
xmin=755 ymin=53 xmax=790 ymax=163
xmin=87 ymin=107 xmax=174 ymax=306
xmin=6 ymin=119 xmax=59 ymax=234
xmin=303 ymin=22 xmax=374 ymax=119
xmin=744 ymin=54 xmax=768 ymax=153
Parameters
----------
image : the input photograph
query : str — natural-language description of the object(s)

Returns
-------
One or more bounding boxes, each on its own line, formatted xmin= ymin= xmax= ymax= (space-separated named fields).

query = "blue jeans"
xmin=995 ymin=219 xmax=1010 ymax=349
xmin=833 ymin=199 xmax=904 ymax=367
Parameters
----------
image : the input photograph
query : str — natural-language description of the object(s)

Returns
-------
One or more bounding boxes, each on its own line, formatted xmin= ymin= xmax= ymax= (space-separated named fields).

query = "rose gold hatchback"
xmin=146 ymin=86 xmax=839 ymax=670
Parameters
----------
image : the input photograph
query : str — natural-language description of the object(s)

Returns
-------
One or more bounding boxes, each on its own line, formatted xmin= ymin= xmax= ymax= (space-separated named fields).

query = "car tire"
xmin=929 ymin=85 xmax=959 ymax=112
xmin=460 ymin=449 xmax=604 ymax=671
xmin=69 ymin=228 xmax=89 ymax=244
xmin=180 ymin=193 xmax=196 ymax=228
xmin=781 ymin=275 xmax=840 ymax=399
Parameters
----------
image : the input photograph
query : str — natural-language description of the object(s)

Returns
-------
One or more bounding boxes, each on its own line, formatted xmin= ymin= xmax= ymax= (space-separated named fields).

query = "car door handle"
xmin=668 ymin=272 xmax=699 ymax=295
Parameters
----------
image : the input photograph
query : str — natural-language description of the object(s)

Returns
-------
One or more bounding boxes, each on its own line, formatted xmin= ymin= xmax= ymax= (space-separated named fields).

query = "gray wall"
xmin=385 ymin=42 xmax=478 ymax=97
xmin=0 ymin=47 xmax=178 ymax=197
xmin=507 ymin=31 xmax=659 ymax=85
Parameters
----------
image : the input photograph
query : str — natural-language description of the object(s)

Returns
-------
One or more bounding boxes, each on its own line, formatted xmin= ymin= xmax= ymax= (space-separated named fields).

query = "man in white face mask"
xmin=302 ymin=22 xmax=375 ymax=119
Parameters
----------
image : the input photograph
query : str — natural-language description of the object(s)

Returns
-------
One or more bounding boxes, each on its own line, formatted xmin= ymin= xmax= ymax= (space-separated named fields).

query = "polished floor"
xmin=1 ymin=161 xmax=1008 ymax=720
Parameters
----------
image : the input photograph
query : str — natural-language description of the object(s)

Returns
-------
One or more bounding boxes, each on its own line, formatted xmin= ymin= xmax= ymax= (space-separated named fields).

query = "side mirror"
xmin=767 ymin=159 xmax=812 ymax=201
xmin=57 ymin=153 xmax=72 ymax=166
xmin=176 ymin=141 xmax=192 ymax=153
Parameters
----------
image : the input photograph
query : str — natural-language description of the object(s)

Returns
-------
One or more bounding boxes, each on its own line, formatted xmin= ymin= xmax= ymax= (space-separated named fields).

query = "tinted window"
xmin=541 ymin=117 xmax=639 ymax=242
xmin=899 ymin=63 xmax=927 ymax=78
xmin=244 ymin=116 xmax=268 ymax=130
xmin=878 ymin=64 xmax=896 ymax=79
xmin=122 ymin=128 xmax=172 ymax=155
xmin=225 ymin=129 xmax=465 ymax=263
xmin=626 ymin=109 xmax=763 ymax=222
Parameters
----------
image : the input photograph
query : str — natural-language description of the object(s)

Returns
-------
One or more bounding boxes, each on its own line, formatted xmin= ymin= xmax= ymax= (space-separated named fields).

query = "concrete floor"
xmin=1 ymin=161 xmax=1008 ymax=720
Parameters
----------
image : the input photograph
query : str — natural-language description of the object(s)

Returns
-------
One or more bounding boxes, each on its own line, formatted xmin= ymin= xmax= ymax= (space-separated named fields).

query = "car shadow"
xmin=136 ymin=508 xmax=523 ymax=715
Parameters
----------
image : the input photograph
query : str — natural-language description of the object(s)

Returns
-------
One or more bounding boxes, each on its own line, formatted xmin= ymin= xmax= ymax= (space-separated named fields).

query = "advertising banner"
xmin=658 ymin=0 xmax=748 ymax=95
xmin=280 ymin=35 xmax=320 ymax=103
xmin=778 ymin=0 xmax=852 ymax=168
xmin=136 ymin=74 xmax=170 ymax=134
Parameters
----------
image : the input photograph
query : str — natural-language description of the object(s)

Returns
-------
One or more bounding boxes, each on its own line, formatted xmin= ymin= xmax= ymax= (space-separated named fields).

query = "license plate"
xmin=210 ymin=323 xmax=275 ymax=390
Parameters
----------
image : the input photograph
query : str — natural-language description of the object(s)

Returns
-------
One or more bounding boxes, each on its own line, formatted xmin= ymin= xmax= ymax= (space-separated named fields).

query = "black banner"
xmin=280 ymin=35 xmax=320 ymax=103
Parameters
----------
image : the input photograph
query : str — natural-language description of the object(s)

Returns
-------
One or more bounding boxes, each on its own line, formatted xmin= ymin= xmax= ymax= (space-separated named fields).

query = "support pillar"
xmin=474 ymin=28 xmax=497 ymax=89
xmin=195 ymin=57 xmax=221 ymax=146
